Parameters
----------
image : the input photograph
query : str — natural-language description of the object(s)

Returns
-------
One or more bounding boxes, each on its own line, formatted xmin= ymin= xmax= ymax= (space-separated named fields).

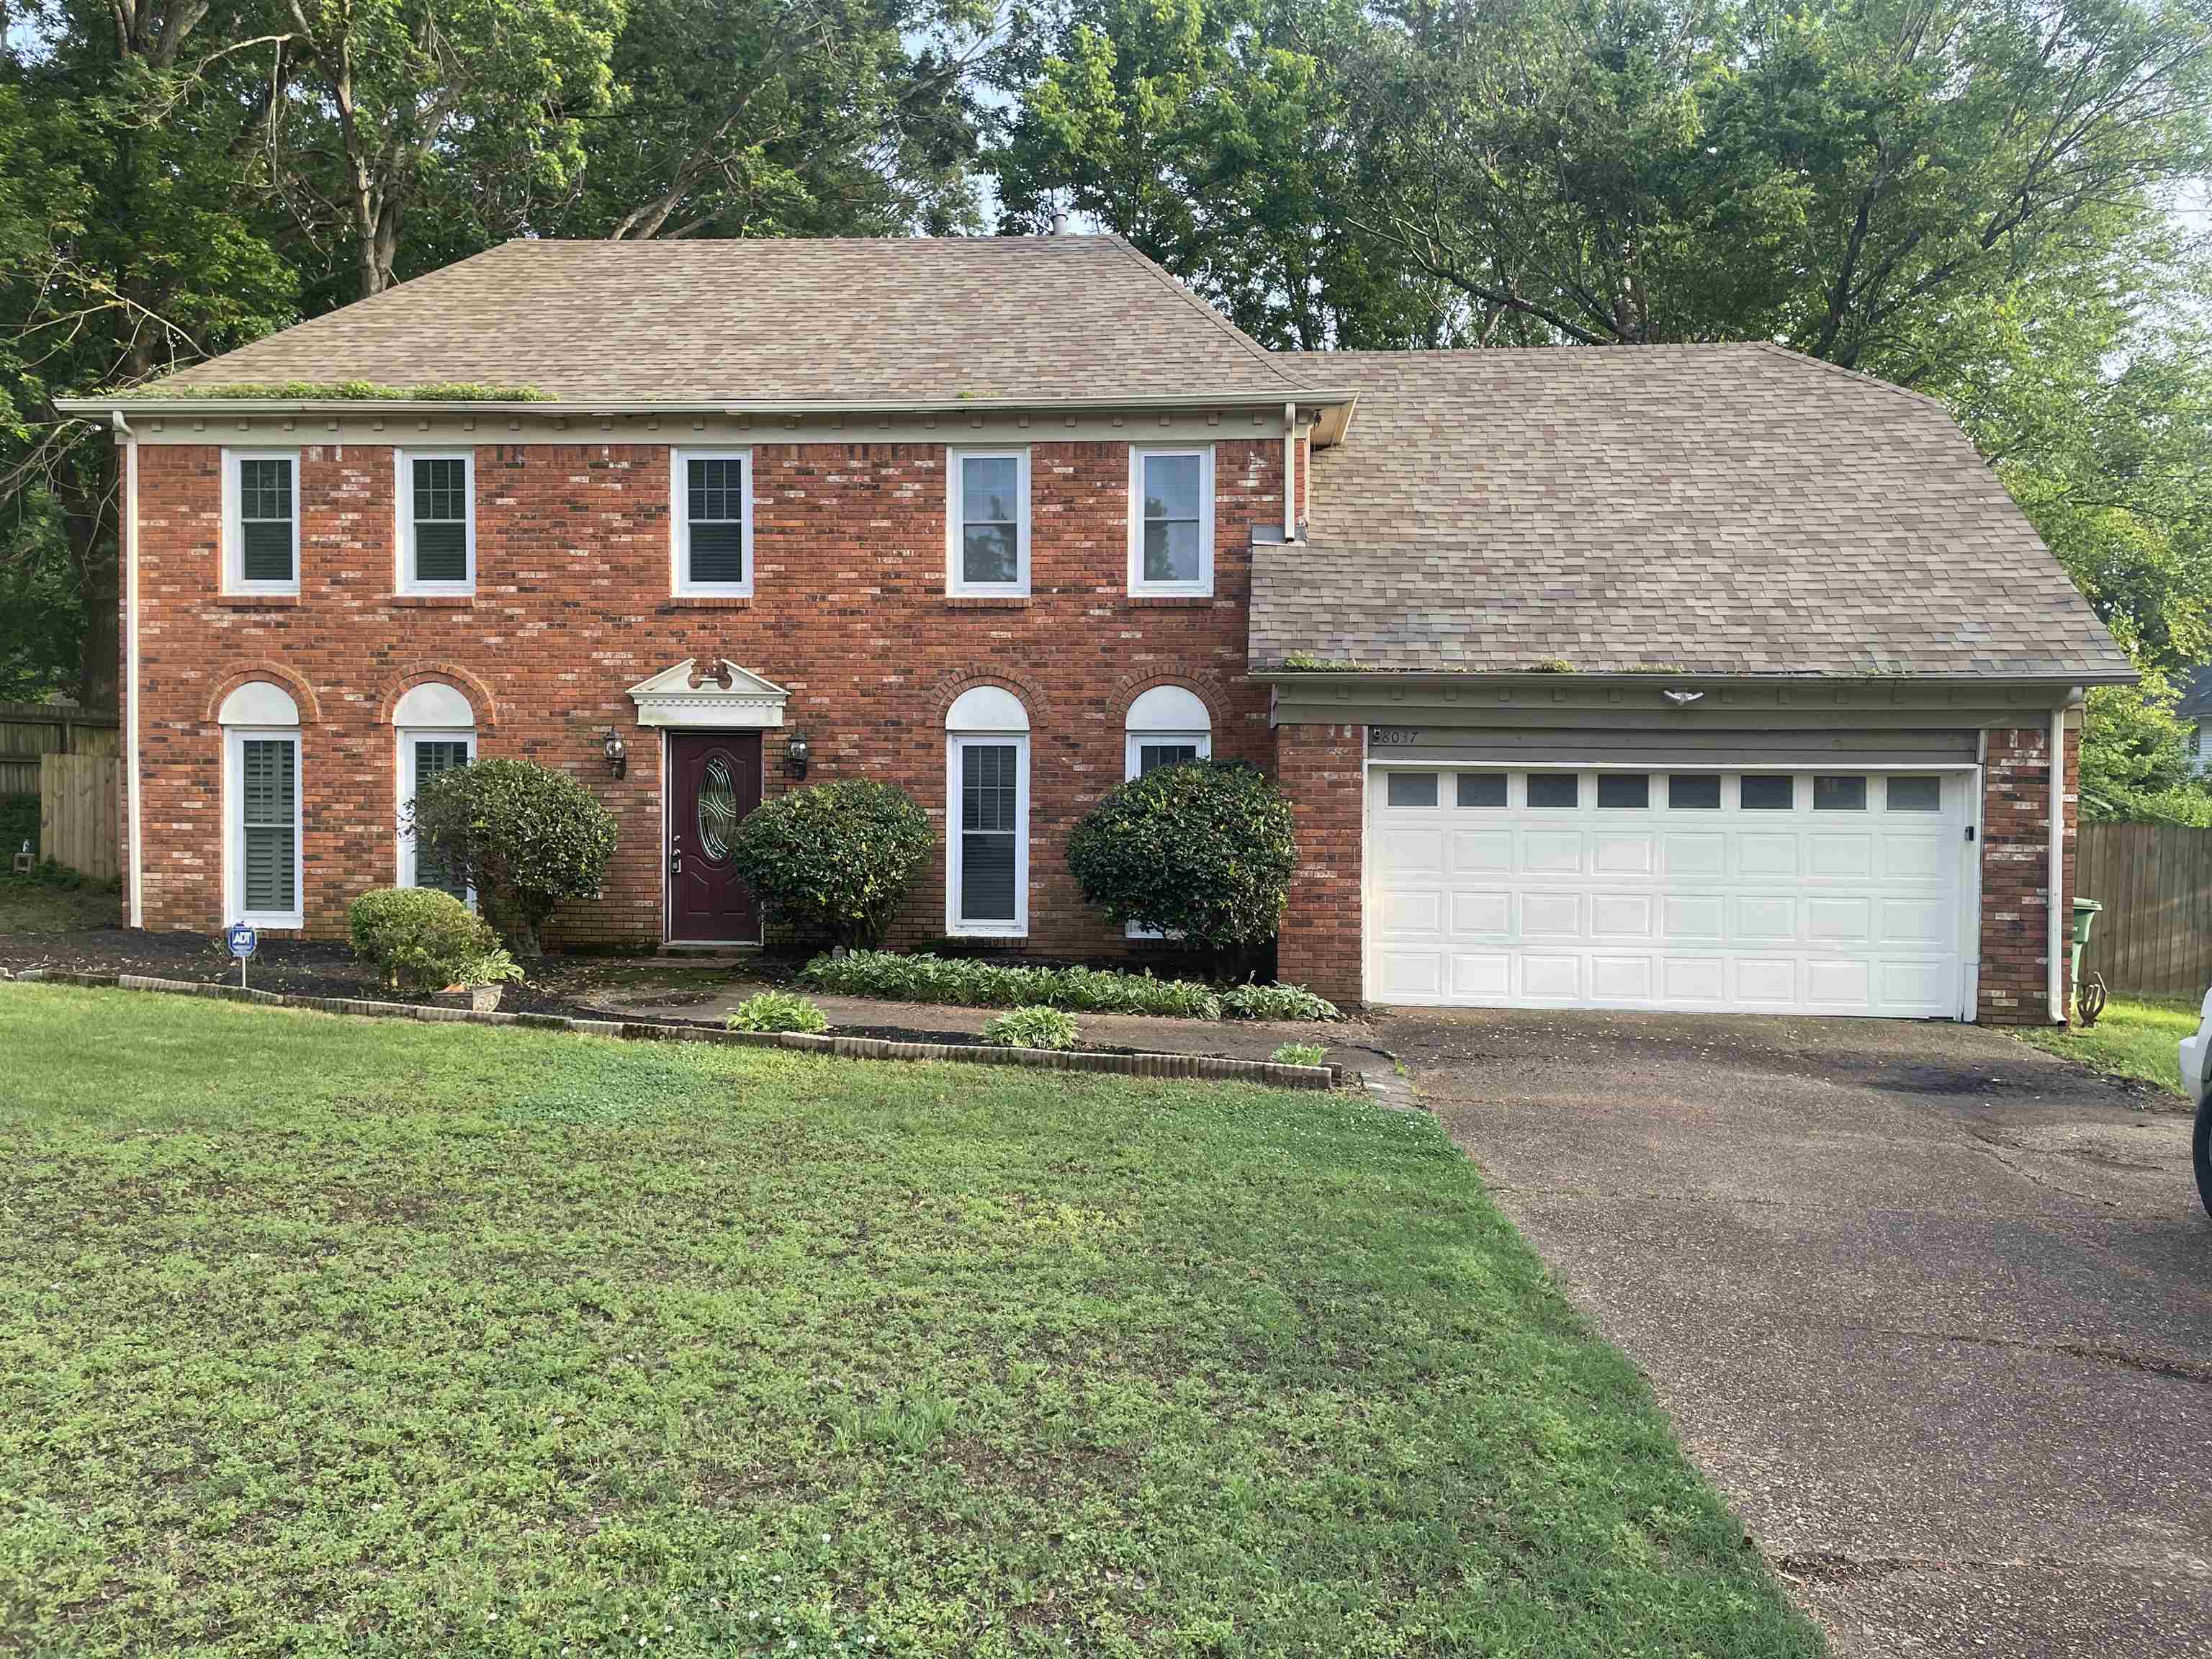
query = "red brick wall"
xmin=1274 ymin=722 xmax=1366 ymax=1006
xmin=1979 ymin=722 xmax=2080 ymax=1025
xmin=130 ymin=438 xmax=1284 ymax=953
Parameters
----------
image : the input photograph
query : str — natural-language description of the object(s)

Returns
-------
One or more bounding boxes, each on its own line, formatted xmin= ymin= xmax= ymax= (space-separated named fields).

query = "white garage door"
xmin=1367 ymin=767 xmax=1973 ymax=1016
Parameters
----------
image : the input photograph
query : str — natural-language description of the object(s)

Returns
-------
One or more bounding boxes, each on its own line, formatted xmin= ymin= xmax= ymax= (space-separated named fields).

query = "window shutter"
xmin=411 ymin=739 xmax=471 ymax=896
xmin=688 ymin=523 xmax=746 ymax=584
xmin=241 ymin=739 xmax=295 ymax=913
xmin=959 ymin=744 xmax=1018 ymax=922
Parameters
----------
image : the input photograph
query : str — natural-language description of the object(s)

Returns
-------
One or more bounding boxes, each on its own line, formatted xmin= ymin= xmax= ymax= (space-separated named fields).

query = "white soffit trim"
xmin=629 ymin=658 xmax=790 ymax=729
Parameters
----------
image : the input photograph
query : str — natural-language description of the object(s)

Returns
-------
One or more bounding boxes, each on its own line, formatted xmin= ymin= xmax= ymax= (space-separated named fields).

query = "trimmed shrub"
xmin=409 ymin=758 xmax=618 ymax=955
xmin=1066 ymin=761 xmax=1297 ymax=971
xmin=799 ymin=950 xmax=1224 ymax=1020
xmin=1222 ymin=982 xmax=1341 ymax=1022
xmin=726 ymin=990 xmax=830 ymax=1034
xmin=1269 ymin=1041 xmax=1328 ymax=1068
xmin=726 ymin=778 xmax=932 ymax=948
xmin=349 ymin=887 xmax=518 ymax=993
xmin=981 ymin=1005 xmax=1082 ymax=1051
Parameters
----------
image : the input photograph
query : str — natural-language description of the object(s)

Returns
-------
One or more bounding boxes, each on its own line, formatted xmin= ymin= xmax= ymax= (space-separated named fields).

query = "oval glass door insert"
xmin=697 ymin=755 xmax=737 ymax=860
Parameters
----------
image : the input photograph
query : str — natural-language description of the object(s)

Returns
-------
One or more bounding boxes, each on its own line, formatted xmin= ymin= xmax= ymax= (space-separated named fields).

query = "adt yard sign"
xmin=225 ymin=922 xmax=256 ymax=987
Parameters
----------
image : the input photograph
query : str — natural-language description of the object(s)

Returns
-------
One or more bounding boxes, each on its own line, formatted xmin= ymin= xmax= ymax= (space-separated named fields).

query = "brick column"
xmin=1979 ymin=723 xmax=2078 ymax=1025
xmin=1274 ymin=721 xmax=1365 ymax=1007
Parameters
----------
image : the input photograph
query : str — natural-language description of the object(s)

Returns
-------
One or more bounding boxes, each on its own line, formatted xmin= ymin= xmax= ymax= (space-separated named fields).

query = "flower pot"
xmin=434 ymin=984 xmax=504 ymax=1013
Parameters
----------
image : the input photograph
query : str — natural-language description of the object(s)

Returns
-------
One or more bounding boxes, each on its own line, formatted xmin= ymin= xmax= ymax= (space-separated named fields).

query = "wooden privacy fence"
xmin=36 ymin=753 xmax=122 ymax=882
xmin=2076 ymin=822 xmax=2212 ymax=1001
xmin=1 ymin=700 xmax=118 ymax=796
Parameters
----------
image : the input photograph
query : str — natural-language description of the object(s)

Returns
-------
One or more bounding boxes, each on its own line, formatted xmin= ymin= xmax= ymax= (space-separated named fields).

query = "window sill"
xmin=948 ymin=925 xmax=1028 ymax=940
xmin=390 ymin=593 xmax=475 ymax=608
xmin=214 ymin=593 xmax=300 ymax=608
xmin=945 ymin=595 xmax=1031 ymax=609
xmin=666 ymin=594 xmax=755 ymax=610
xmin=1127 ymin=594 xmax=1217 ymax=608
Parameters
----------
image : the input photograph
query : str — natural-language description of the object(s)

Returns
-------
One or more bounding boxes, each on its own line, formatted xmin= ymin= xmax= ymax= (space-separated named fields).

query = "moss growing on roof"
xmin=141 ymin=380 xmax=554 ymax=403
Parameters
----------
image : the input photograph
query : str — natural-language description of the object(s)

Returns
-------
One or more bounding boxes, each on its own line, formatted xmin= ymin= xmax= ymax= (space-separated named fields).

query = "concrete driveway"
xmin=1378 ymin=1009 xmax=2212 ymax=1658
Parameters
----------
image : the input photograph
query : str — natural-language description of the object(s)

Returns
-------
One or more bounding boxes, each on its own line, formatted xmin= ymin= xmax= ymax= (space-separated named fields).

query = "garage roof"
xmin=1257 ymin=345 xmax=2133 ymax=680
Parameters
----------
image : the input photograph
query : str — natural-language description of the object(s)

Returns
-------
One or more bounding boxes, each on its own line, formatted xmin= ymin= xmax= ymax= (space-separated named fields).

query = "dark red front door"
xmin=668 ymin=732 xmax=763 ymax=943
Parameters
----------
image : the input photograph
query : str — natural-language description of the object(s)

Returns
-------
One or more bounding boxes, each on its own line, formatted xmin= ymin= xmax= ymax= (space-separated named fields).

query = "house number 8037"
xmin=1370 ymin=727 xmax=1422 ymax=747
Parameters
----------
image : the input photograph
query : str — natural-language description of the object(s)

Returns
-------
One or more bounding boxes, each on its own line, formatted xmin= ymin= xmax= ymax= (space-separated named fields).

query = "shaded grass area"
xmin=2018 ymin=994 xmax=2198 ymax=1098
xmin=0 ymin=986 xmax=1821 ymax=1658
xmin=0 ymin=868 xmax=120 ymax=933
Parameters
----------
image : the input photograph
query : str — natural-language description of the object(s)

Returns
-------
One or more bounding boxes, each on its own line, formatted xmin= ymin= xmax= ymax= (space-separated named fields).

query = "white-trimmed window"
xmin=397 ymin=451 xmax=475 ymax=593
xmin=945 ymin=685 xmax=1029 ymax=937
xmin=1128 ymin=446 xmax=1214 ymax=596
xmin=394 ymin=682 xmax=477 ymax=897
xmin=218 ymin=680 xmax=304 ymax=927
xmin=1124 ymin=684 xmax=1211 ymax=937
xmin=948 ymin=449 xmax=1030 ymax=595
xmin=222 ymin=450 xmax=300 ymax=594
xmin=672 ymin=449 xmax=752 ymax=595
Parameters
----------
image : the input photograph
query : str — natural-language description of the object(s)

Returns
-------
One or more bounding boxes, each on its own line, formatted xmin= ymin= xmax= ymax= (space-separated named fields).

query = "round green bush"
xmin=726 ymin=990 xmax=829 ymax=1034
xmin=1066 ymin=761 xmax=1298 ymax=969
xmin=409 ymin=758 xmax=618 ymax=955
xmin=726 ymin=778 xmax=932 ymax=948
xmin=348 ymin=886 xmax=515 ymax=993
xmin=980 ymin=1004 xmax=1082 ymax=1051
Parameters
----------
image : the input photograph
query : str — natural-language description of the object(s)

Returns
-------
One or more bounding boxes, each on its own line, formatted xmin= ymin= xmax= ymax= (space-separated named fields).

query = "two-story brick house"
xmin=66 ymin=234 xmax=2134 ymax=1022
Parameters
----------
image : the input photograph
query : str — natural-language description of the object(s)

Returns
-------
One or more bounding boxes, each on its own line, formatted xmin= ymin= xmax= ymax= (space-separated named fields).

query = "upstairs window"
xmin=673 ymin=450 xmax=752 ymax=595
xmin=948 ymin=450 xmax=1030 ymax=595
xmin=1128 ymin=446 xmax=1214 ymax=596
xmin=224 ymin=451 xmax=299 ymax=593
xmin=399 ymin=452 xmax=474 ymax=593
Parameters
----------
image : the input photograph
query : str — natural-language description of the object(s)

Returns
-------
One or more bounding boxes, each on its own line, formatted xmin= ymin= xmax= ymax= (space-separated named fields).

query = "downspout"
xmin=112 ymin=410 xmax=142 ymax=930
xmin=1966 ymin=727 xmax=1987 ymax=1022
xmin=1282 ymin=403 xmax=1297 ymax=541
xmin=2047 ymin=694 xmax=2077 ymax=1024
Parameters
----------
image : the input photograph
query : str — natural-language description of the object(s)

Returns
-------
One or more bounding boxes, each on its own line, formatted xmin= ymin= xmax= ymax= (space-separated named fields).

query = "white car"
xmin=2181 ymin=989 xmax=2212 ymax=1216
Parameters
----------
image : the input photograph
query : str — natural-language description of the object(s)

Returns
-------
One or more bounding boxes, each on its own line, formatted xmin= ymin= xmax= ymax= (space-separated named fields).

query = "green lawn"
xmin=2018 ymin=994 xmax=2200 ymax=1097
xmin=0 ymin=867 xmax=120 ymax=932
xmin=0 ymin=986 xmax=1820 ymax=1658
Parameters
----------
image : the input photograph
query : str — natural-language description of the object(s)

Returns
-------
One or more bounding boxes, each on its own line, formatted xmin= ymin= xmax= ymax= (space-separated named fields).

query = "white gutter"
xmin=112 ymin=409 xmax=142 ymax=929
xmin=57 ymin=390 xmax=1361 ymax=422
xmin=2049 ymin=695 xmax=2076 ymax=1023
xmin=1282 ymin=403 xmax=1297 ymax=541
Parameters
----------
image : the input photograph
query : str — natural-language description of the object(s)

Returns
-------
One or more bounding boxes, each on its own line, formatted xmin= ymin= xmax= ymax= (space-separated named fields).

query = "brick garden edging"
xmin=3 ymin=969 xmax=1341 ymax=1092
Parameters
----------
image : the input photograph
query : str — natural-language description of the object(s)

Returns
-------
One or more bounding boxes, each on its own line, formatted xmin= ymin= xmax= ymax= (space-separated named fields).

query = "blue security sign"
xmin=225 ymin=923 xmax=258 ymax=959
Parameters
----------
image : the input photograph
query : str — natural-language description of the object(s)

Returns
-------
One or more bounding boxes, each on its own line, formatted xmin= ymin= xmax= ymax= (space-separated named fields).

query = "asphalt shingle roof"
xmin=138 ymin=237 xmax=1317 ymax=405
xmin=1256 ymin=344 xmax=2132 ymax=680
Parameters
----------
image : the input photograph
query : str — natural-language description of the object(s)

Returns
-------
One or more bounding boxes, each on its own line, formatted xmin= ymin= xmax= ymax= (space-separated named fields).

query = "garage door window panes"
xmin=1386 ymin=771 xmax=1439 ymax=807
xmin=1888 ymin=775 xmax=1941 ymax=811
xmin=1457 ymin=772 xmax=1506 ymax=808
xmin=1814 ymin=775 xmax=1868 ymax=811
xmin=1527 ymin=773 xmax=1578 ymax=809
xmin=1668 ymin=773 xmax=1721 ymax=809
xmin=1597 ymin=773 xmax=1650 ymax=809
xmin=1740 ymin=775 xmax=1794 ymax=810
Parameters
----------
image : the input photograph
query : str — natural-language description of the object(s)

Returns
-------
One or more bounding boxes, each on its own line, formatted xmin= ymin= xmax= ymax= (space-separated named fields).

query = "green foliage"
xmin=800 ymin=949 xmax=1231 ymax=1019
xmin=0 ymin=796 xmax=36 ymax=862
xmin=1066 ymin=761 xmax=1297 ymax=962
xmin=725 ymin=990 xmax=830 ymax=1034
xmin=980 ymin=1004 xmax=1082 ymax=1050
xmin=726 ymin=779 xmax=933 ymax=948
xmin=2015 ymin=994 xmax=2198 ymax=1097
xmin=1223 ymin=982 xmax=1341 ymax=1022
xmin=154 ymin=382 xmax=553 ymax=401
xmin=346 ymin=886 xmax=517 ymax=992
xmin=0 ymin=983 xmax=1826 ymax=1654
xmin=407 ymin=759 xmax=618 ymax=955
xmin=1269 ymin=1040 xmax=1327 ymax=1067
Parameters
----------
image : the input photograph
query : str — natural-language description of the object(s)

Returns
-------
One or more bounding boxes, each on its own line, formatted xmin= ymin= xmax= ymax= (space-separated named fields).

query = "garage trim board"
xmin=1365 ymin=763 xmax=1980 ymax=1018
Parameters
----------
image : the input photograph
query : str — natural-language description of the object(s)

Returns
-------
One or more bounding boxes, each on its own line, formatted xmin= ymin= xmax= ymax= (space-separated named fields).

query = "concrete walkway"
xmin=1381 ymin=1008 xmax=2212 ymax=1659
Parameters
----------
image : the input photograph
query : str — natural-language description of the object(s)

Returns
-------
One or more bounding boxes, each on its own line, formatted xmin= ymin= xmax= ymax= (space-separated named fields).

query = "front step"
xmin=653 ymin=943 xmax=764 ymax=966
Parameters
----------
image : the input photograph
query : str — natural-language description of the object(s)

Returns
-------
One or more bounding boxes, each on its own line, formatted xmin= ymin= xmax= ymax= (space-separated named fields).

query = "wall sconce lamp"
xmin=603 ymin=726 xmax=628 ymax=780
xmin=783 ymin=729 xmax=811 ymax=780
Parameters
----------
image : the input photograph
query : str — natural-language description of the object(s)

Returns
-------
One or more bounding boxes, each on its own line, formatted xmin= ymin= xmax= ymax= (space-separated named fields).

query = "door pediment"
xmin=628 ymin=659 xmax=790 ymax=729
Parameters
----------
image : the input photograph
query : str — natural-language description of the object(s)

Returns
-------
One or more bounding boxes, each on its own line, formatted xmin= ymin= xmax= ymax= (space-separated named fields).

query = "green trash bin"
xmin=2070 ymin=896 xmax=2103 ymax=1006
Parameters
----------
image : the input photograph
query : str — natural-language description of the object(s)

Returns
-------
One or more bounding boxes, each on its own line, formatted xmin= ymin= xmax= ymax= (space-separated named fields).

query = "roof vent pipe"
xmin=1050 ymin=210 xmax=1069 ymax=236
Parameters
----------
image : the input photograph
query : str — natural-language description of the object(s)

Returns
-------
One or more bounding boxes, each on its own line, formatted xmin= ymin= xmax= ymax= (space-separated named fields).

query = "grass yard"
xmin=0 ymin=986 xmax=1820 ymax=1658
xmin=2017 ymin=994 xmax=2198 ymax=1097
xmin=0 ymin=868 xmax=120 ymax=933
